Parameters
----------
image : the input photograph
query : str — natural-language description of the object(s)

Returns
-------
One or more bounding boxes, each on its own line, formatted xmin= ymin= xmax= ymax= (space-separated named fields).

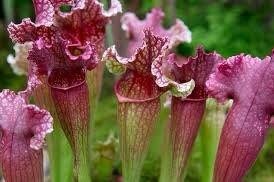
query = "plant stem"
xmin=200 ymin=121 xmax=218 ymax=182
xmin=153 ymin=0 xmax=163 ymax=7
xmin=199 ymin=99 xmax=226 ymax=182
xmin=47 ymin=124 xmax=73 ymax=182
xmin=3 ymin=0 xmax=14 ymax=23
xmin=163 ymin=0 xmax=176 ymax=24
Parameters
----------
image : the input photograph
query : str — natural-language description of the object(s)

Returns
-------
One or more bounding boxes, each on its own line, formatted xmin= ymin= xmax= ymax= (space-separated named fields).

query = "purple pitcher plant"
xmin=152 ymin=47 xmax=224 ymax=182
xmin=0 ymin=73 xmax=53 ymax=182
xmin=8 ymin=0 xmax=122 ymax=180
xmin=207 ymin=51 xmax=274 ymax=182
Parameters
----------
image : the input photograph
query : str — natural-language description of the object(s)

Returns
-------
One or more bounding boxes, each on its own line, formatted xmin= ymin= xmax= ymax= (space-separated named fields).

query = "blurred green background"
xmin=0 ymin=0 xmax=273 ymax=181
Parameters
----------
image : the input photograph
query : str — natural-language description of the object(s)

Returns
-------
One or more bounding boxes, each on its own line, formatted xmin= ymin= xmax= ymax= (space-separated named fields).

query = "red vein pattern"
xmin=48 ymin=69 xmax=89 ymax=151
xmin=103 ymin=30 xmax=167 ymax=182
xmin=48 ymin=67 xmax=90 ymax=180
xmin=118 ymin=97 xmax=160 ymax=182
xmin=206 ymin=52 xmax=274 ymax=182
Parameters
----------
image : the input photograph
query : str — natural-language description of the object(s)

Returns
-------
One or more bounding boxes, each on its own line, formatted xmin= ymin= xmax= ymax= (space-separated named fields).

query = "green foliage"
xmin=175 ymin=1 xmax=274 ymax=57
